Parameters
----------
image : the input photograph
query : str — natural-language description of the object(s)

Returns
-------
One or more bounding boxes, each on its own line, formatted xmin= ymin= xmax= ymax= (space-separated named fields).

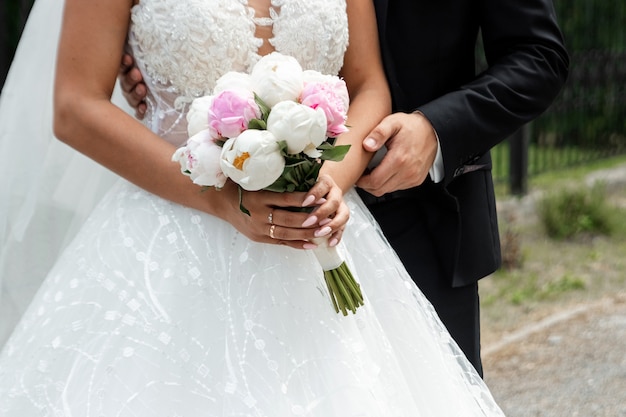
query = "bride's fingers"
xmin=238 ymin=191 xmax=315 ymax=248
xmin=327 ymin=226 xmax=345 ymax=248
xmin=261 ymin=223 xmax=319 ymax=250
xmin=303 ymin=183 xmax=345 ymax=230
xmin=256 ymin=191 xmax=310 ymax=226
xmin=301 ymin=174 xmax=334 ymax=208
xmin=238 ymin=186 xmax=349 ymax=250
xmin=317 ymin=200 xmax=349 ymax=239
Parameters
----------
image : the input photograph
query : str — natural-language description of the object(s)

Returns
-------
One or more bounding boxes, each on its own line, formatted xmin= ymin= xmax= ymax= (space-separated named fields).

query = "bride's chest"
xmin=129 ymin=0 xmax=348 ymax=98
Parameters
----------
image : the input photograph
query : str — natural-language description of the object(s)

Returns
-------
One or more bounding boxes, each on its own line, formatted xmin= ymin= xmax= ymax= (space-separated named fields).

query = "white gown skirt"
xmin=0 ymin=181 xmax=504 ymax=416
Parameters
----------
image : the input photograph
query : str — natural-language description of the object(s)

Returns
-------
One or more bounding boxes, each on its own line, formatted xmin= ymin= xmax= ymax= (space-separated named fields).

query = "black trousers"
xmin=361 ymin=190 xmax=483 ymax=377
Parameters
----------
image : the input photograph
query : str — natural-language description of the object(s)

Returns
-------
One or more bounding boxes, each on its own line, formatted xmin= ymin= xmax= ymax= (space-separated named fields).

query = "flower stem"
xmin=311 ymin=236 xmax=364 ymax=315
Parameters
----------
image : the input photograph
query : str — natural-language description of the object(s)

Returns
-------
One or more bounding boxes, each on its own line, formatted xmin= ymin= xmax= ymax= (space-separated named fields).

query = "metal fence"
xmin=492 ymin=1 xmax=626 ymax=191
xmin=492 ymin=49 xmax=626 ymax=186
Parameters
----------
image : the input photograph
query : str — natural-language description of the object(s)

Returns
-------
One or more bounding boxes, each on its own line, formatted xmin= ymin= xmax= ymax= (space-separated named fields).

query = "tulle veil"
xmin=0 ymin=0 xmax=132 ymax=345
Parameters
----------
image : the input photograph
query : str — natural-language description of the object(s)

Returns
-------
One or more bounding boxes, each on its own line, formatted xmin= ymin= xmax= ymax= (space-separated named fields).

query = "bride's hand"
xmin=300 ymin=174 xmax=349 ymax=248
xmin=222 ymin=175 xmax=349 ymax=250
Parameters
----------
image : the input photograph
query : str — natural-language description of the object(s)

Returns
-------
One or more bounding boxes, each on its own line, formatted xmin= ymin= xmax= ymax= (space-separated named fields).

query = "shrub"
xmin=539 ymin=182 xmax=618 ymax=239
xmin=499 ymin=214 xmax=523 ymax=270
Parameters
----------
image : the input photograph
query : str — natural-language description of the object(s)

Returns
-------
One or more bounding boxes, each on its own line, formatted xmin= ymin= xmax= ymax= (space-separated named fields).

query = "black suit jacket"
xmin=368 ymin=0 xmax=569 ymax=287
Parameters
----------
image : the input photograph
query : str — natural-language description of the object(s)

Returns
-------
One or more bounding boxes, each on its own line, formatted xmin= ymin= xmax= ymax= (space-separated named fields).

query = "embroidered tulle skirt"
xmin=0 ymin=181 xmax=503 ymax=416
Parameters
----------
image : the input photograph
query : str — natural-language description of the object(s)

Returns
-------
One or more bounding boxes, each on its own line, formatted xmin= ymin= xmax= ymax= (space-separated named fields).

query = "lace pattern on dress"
xmin=128 ymin=0 xmax=348 ymax=146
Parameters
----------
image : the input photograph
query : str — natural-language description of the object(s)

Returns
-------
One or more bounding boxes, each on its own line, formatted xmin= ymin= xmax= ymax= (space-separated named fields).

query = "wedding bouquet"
xmin=172 ymin=52 xmax=364 ymax=315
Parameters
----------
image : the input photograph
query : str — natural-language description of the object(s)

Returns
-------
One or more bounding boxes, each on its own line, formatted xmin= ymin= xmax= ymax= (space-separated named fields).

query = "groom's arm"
xmin=357 ymin=0 xmax=569 ymax=195
xmin=417 ymin=0 xmax=570 ymax=186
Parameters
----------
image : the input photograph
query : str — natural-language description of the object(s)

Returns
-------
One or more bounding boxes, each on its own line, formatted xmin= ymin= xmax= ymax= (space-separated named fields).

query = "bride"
xmin=0 ymin=0 xmax=505 ymax=415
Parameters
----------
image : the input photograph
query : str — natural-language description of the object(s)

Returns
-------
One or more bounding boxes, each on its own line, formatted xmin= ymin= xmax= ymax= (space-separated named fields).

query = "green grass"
xmin=480 ymin=156 xmax=626 ymax=339
xmin=491 ymin=142 xmax=622 ymax=182
xmin=483 ymin=270 xmax=586 ymax=307
xmin=494 ymin=153 xmax=626 ymax=198
xmin=529 ymin=154 xmax=626 ymax=188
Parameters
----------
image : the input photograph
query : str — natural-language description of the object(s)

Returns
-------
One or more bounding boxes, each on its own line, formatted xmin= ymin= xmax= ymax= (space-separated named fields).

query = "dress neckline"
xmin=243 ymin=0 xmax=282 ymax=58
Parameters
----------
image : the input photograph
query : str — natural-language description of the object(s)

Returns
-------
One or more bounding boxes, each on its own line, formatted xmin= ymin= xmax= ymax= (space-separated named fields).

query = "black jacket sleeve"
xmin=415 ymin=0 xmax=569 ymax=185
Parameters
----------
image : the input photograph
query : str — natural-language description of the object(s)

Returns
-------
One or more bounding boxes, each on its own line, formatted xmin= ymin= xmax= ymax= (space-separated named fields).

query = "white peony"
xmin=267 ymin=100 xmax=327 ymax=156
xmin=172 ymin=129 xmax=227 ymax=188
xmin=220 ymin=129 xmax=285 ymax=191
xmin=186 ymin=95 xmax=215 ymax=137
xmin=214 ymin=71 xmax=254 ymax=94
xmin=250 ymin=52 xmax=304 ymax=107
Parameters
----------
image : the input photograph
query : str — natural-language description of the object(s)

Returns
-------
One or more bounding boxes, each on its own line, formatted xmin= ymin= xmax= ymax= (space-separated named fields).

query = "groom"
xmin=354 ymin=0 xmax=569 ymax=375
xmin=119 ymin=0 xmax=569 ymax=375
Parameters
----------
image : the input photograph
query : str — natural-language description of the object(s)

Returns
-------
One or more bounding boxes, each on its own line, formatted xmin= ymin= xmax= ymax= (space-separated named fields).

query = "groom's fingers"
xmin=359 ymin=114 xmax=403 ymax=196
xmin=356 ymin=157 xmax=397 ymax=196
xmin=118 ymin=54 xmax=147 ymax=118
xmin=362 ymin=113 xmax=400 ymax=152
xmin=118 ymin=55 xmax=138 ymax=94
xmin=119 ymin=54 xmax=133 ymax=75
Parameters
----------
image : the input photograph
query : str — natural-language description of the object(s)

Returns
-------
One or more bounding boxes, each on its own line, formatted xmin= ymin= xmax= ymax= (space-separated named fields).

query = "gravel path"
xmin=483 ymin=293 xmax=626 ymax=416
xmin=482 ymin=162 xmax=626 ymax=417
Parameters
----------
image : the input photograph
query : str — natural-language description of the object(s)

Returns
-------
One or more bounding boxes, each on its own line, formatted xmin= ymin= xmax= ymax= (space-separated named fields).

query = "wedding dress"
xmin=0 ymin=0 xmax=505 ymax=415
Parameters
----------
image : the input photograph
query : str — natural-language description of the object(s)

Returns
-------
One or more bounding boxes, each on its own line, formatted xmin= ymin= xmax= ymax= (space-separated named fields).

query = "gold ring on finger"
xmin=269 ymin=224 xmax=276 ymax=239
xmin=268 ymin=211 xmax=273 ymax=225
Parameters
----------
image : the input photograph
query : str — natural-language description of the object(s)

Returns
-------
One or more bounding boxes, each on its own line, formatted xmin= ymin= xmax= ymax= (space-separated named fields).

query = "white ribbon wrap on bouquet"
xmin=310 ymin=237 xmax=344 ymax=270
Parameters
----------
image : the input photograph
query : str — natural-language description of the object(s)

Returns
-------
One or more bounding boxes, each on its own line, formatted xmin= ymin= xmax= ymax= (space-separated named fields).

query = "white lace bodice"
xmin=128 ymin=0 xmax=349 ymax=145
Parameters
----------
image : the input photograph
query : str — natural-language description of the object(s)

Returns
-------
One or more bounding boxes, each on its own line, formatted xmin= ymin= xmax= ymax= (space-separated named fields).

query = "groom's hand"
xmin=119 ymin=54 xmax=147 ymax=119
xmin=356 ymin=112 xmax=438 ymax=196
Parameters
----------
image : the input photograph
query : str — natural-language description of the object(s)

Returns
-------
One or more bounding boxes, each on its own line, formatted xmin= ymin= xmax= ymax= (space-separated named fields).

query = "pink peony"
xmin=208 ymin=90 xmax=261 ymax=139
xmin=300 ymin=76 xmax=349 ymax=138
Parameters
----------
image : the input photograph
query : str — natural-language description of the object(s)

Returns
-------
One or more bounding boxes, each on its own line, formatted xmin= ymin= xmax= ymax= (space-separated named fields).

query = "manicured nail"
xmin=302 ymin=216 xmax=318 ymax=228
xmin=329 ymin=238 xmax=339 ymax=247
xmin=318 ymin=218 xmax=332 ymax=226
xmin=303 ymin=242 xmax=318 ymax=250
xmin=314 ymin=226 xmax=332 ymax=237
xmin=364 ymin=137 xmax=377 ymax=149
xmin=315 ymin=198 xmax=327 ymax=205
xmin=302 ymin=195 xmax=316 ymax=207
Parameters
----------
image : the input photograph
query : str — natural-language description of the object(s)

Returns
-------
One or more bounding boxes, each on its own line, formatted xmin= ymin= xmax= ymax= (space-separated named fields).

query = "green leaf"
xmin=284 ymin=157 xmax=310 ymax=167
xmin=320 ymin=144 xmax=351 ymax=162
xmin=254 ymin=93 xmax=272 ymax=121
xmin=247 ymin=119 xmax=267 ymax=130
xmin=277 ymin=140 xmax=289 ymax=154
xmin=238 ymin=186 xmax=251 ymax=216
xmin=317 ymin=142 xmax=335 ymax=150
xmin=264 ymin=169 xmax=292 ymax=192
